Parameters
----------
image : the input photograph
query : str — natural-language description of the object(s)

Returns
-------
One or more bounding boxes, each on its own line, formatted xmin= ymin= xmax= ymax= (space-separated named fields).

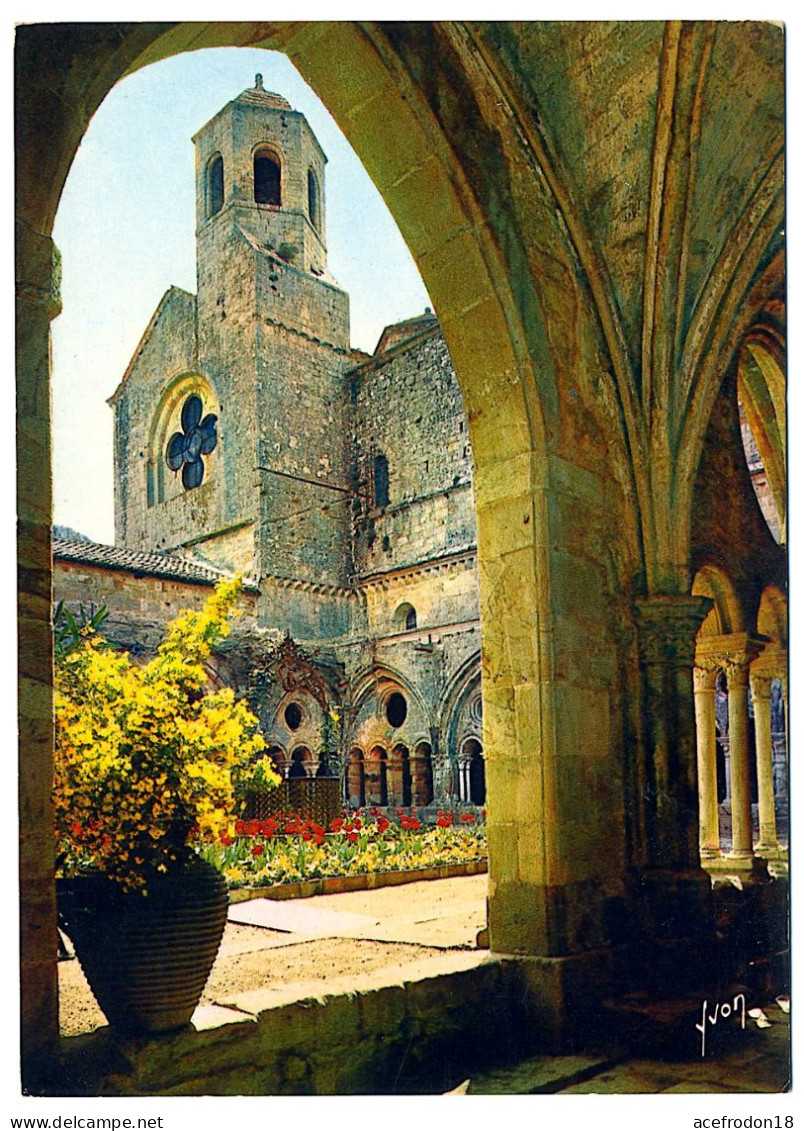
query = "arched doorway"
xmin=459 ymin=738 xmax=485 ymax=806
xmin=288 ymin=746 xmax=312 ymax=779
xmin=412 ymin=741 xmax=434 ymax=807
xmin=345 ymin=748 xmax=366 ymax=808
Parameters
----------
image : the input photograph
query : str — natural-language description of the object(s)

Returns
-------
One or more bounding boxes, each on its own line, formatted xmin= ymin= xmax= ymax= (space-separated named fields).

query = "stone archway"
xmin=10 ymin=21 xmax=654 ymax=1073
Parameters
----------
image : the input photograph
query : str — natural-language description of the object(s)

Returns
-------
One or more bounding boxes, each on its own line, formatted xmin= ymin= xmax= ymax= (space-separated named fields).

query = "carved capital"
xmin=749 ymin=670 xmax=774 ymax=701
xmin=636 ymin=595 xmax=713 ymax=667
xmin=694 ymin=632 xmax=768 ymax=681
xmin=693 ymin=665 xmax=718 ymax=693
xmin=722 ymin=657 xmax=750 ymax=690
xmin=750 ymin=642 xmax=787 ymax=684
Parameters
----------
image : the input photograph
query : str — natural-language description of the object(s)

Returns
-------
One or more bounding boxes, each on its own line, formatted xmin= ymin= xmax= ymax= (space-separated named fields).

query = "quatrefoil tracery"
xmin=166 ymin=394 xmax=218 ymax=490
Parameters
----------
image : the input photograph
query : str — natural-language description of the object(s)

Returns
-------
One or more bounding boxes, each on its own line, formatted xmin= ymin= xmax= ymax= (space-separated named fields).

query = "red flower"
xmin=353 ymin=818 xmax=362 ymax=830
xmin=235 ymin=820 xmax=246 ymax=836
xmin=220 ymin=834 xmax=234 ymax=846
xmin=346 ymin=831 xmax=358 ymax=844
xmin=313 ymin=833 xmax=325 ymax=846
xmin=251 ymin=843 xmax=265 ymax=856
xmin=377 ymin=817 xmax=390 ymax=834
xmin=330 ymin=818 xmax=344 ymax=832
xmin=460 ymin=813 xmax=475 ymax=824
xmin=69 ymin=821 xmax=83 ymax=839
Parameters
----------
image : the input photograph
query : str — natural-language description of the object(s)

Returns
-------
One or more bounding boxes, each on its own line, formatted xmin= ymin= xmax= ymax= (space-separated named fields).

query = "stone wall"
xmin=54 ymin=556 xmax=259 ymax=653
xmin=256 ymin=324 xmax=353 ymax=588
xmin=56 ymin=960 xmax=540 ymax=1096
xmin=350 ymin=327 xmax=476 ymax=577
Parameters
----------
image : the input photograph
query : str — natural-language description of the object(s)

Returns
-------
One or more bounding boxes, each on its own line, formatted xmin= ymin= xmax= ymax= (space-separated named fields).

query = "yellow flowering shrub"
xmin=54 ymin=578 xmax=272 ymax=892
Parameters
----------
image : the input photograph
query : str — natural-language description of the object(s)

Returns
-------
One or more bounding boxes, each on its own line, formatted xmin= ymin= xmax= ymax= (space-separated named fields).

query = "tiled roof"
xmin=372 ymin=311 xmax=439 ymax=357
xmin=53 ymin=539 xmax=259 ymax=592
xmin=236 ymin=82 xmax=292 ymax=112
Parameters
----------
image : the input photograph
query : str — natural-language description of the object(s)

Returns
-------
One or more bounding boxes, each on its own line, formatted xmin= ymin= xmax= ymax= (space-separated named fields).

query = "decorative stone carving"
xmin=267 ymin=634 xmax=334 ymax=711
xmin=636 ymin=595 xmax=714 ymax=667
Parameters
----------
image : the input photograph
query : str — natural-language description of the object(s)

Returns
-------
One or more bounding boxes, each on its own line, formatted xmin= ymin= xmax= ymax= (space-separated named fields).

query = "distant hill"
xmin=53 ymin=524 xmax=93 ymax=543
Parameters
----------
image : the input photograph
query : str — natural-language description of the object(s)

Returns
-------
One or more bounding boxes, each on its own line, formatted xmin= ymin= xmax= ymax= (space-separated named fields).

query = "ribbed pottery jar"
xmin=57 ymin=856 xmax=228 ymax=1036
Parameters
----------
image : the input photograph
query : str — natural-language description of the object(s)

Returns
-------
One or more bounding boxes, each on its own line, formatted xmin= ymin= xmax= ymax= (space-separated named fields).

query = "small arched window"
xmin=374 ymin=453 xmax=389 ymax=508
xmin=308 ymin=168 xmax=321 ymax=230
xmin=393 ymin=602 xmax=417 ymax=632
xmin=207 ymin=154 xmax=224 ymax=218
xmin=254 ymin=148 xmax=281 ymax=205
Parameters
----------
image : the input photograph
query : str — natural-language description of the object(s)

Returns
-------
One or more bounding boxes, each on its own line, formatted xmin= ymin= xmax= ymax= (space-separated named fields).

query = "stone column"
xmin=723 ymin=654 xmax=755 ymax=862
xmin=387 ymin=748 xmax=404 ymax=807
xmin=17 ymin=221 xmax=61 ymax=1086
xmin=636 ymin=596 xmax=713 ymax=869
xmin=345 ymin=752 xmax=364 ymax=809
xmin=750 ymin=670 xmax=778 ymax=853
xmin=364 ymin=748 xmax=386 ymax=807
xmin=410 ymin=745 xmax=432 ymax=807
xmin=693 ymin=665 xmax=720 ymax=857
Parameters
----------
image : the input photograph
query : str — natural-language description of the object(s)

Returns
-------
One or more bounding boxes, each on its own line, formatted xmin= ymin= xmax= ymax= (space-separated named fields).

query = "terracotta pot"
xmin=57 ymin=856 xmax=228 ymax=1036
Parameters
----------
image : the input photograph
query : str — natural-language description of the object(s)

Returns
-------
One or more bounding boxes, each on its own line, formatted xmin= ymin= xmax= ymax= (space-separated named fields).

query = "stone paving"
xmin=59 ymin=874 xmax=491 ymax=1036
xmin=463 ymin=1000 xmax=790 ymax=1093
xmin=59 ymin=874 xmax=790 ymax=1094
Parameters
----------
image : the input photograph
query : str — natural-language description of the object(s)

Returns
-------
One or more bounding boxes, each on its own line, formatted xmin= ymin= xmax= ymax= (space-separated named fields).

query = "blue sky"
xmin=51 ymin=47 xmax=431 ymax=544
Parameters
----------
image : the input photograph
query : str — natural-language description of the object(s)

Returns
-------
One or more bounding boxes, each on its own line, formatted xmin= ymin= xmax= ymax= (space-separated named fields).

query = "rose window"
xmin=166 ymin=394 xmax=218 ymax=489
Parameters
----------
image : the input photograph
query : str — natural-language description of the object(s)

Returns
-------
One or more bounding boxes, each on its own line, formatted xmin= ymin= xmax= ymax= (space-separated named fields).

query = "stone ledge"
xmin=53 ymin=955 xmax=529 ymax=1096
xmin=228 ymin=858 xmax=488 ymax=904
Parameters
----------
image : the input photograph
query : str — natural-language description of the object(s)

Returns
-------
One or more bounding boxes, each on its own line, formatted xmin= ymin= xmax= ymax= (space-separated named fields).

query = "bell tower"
xmin=193 ymin=73 xmax=329 ymax=275
xmin=112 ymin=78 xmax=354 ymax=589
xmin=190 ymin=77 xmax=352 ymax=588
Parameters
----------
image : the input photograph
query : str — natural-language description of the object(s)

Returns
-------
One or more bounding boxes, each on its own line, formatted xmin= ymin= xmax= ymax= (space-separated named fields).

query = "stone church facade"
xmin=60 ymin=78 xmax=486 ymax=812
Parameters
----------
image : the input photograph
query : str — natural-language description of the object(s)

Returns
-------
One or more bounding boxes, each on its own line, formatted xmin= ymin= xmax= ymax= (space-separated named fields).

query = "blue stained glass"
xmin=166 ymin=394 xmax=218 ymax=489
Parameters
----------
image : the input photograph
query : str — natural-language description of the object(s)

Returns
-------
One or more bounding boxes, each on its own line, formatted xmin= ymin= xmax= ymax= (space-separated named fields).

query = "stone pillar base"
xmin=623 ymin=867 xmax=717 ymax=996
xmin=702 ymin=853 xmax=770 ymax=885
xmin=634 ymin=867 xmax=714 ymax=938
xmin=496 ymin=949 xmax=627 ymax=1054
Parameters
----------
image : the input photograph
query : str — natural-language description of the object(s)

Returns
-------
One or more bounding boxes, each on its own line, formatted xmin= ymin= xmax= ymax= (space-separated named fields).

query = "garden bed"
xmin=228 ymin=858 xmax=488 ymax=903
xmin=199 ymin=808 xmax=488 ymax=895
